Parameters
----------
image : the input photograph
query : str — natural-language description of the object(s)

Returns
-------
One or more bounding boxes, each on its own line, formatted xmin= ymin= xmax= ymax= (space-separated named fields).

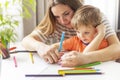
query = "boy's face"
xmin=76 ymin=25 xmax=96 ymax=44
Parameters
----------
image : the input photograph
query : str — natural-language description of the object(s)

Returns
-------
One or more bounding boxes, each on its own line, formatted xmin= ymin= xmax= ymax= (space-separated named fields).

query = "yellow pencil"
xmin=29 ymin=53 xmax=34 ymax=64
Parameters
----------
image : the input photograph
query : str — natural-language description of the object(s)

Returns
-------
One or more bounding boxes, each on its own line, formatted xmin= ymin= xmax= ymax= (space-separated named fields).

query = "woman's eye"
xmin=64 ymin=12 xmax=69 ymax=16
xmin=85 ymin=32 xmax=89 ymax=34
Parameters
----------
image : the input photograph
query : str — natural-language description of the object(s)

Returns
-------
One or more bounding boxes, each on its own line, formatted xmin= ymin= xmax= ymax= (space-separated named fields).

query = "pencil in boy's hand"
xmin=58 ymin=32 xmax=65 ymax=52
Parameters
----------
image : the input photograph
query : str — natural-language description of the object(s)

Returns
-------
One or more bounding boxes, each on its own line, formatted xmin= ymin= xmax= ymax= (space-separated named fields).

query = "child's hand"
xmin=59 ymin=51 xmax=88 ymax=67
xmin=96 ymin=24 xmax=106 ymax=37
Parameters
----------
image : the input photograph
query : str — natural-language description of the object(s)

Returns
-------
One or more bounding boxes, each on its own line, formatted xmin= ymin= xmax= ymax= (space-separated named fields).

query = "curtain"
xmin=118 ymin=1 xmax=120 ymax=32
xmin=84 ymin=0 xmax=119 ymax=31
xmin=22 ymin=0 xmax=48 ymax=39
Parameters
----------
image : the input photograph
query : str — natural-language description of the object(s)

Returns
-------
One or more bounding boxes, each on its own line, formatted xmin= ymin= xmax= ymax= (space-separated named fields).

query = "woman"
xmin=22 ymin=0 xmax=120 ymax=66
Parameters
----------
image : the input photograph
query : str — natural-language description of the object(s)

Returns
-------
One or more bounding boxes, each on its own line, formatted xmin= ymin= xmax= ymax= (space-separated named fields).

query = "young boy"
xmin=62 ymin=5 xmax=108 ymax=52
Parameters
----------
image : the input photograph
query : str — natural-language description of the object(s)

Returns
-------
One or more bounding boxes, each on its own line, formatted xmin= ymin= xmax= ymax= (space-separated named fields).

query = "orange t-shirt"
xmin=63 ymin=36 xmax=108 ymax=52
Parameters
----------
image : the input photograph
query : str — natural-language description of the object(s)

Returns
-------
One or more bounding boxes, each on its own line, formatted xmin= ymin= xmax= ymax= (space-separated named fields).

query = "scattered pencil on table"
xmin=58 ymin=67 xmax=101 ymax=75
xmin=75 ymin=61 xmax=101 ymax=68
xmin=58 ymin=62 xmax=102 ymax=76
xmin=58 ymin=32 xmax=65 ymax=52
xmin=9 ymin=47 xmax=16 ymax=51
xmin=64 ymin=72 xmax=103 ymax=75
xmin=25 ymin=67 xmax=103 ymax=77
xmin=59 ymin=68 xmax=99 ymax=71
xmin=25 ymin=71 xmax=103 ymax=77
xmin=25 ymin=74 xmax=64 ymax=77
xmin=10 ymin=50 xmax=37 ymax=54
xmin=29 ymin=53 xmax=34 ymax=64
xmin=13 ymin=56 xmax=17 ymax=67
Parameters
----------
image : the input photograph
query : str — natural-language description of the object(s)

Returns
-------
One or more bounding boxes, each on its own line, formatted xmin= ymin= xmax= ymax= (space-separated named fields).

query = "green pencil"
xmin=75 ymin=61 xmax=101 ymax=68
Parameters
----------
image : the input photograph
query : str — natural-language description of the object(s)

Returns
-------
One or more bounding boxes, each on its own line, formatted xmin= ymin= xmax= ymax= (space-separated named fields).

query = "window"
xmin=0 ymin=0 xmax=23 ymax=41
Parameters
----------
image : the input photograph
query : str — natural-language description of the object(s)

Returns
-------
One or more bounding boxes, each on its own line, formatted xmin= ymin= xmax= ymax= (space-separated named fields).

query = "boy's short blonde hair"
xmin=71 ymin=5 xmax=102 ymax=30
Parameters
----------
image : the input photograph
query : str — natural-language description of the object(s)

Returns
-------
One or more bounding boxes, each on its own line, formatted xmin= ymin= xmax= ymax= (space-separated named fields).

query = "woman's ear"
xmin=116 ymin=58 xmax=120 ymax=63
xmin=95 ymin=28 xmax=97 ymax=33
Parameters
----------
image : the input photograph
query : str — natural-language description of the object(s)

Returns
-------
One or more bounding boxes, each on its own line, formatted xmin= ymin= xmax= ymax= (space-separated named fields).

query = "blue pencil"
xmin=58 ymin=32 xmax=65 ymax=52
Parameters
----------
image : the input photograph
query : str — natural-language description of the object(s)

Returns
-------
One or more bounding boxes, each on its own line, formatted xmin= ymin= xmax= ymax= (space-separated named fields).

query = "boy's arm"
xmin=83 ymin=24 xmax=106 ymax=53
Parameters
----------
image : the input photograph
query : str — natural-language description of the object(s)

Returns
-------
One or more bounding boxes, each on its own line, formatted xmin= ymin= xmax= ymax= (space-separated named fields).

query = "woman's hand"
xmin=60 ymin=51 xmax=90 ymax=67
xmin=37 ymin=44 xmax=61 ymax=64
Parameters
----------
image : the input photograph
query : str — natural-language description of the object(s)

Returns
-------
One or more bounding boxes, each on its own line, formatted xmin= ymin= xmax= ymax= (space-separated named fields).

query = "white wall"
xmin=84 ymin=0 xmax=119 ymax=31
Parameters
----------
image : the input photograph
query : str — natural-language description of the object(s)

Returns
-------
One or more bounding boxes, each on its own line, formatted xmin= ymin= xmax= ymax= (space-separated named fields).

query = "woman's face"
xmin=51 ymin=4 xmax=74 ymax=28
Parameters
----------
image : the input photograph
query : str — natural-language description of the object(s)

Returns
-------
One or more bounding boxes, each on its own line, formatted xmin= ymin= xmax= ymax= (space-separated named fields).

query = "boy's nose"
xmin=80 ymin=34 xmax=85 ymax=38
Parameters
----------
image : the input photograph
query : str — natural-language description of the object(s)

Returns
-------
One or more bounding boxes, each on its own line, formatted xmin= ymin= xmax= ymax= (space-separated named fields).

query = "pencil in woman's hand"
xmin=58 ymin=32 xmax=65 ymax=52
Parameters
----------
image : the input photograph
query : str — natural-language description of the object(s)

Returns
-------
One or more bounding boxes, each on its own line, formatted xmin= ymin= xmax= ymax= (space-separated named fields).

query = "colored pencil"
xmin=9 ymin=47 xmax=16 ymax=51
xmin=65 ymin=72 xmax=103 ymax=75
xmin=59 ymin=68 xmax=93 ymax=71
xmin=58 ymin=32 xmax=65 ymax=52
xmin=29 ymin=53 xmax=34 ymax=64
xmin=10 ymin=50 xmax=37 ymax=54
xmin=25 ymin=74 xmax=63 ymax=77
xmin=58 ymin=69 xmax=98 ymax=75
xmin=75 ymin=62 xmax=101 ymax=68
xmin=13 ymin=56 xmax=17 ymax=67
xmin=25 ymin=72 xmax=103 ymax=77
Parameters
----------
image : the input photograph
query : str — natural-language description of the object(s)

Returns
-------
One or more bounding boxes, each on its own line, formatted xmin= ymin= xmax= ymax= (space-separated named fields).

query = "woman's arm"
xmin=60 ymin=34 xmax=120 ymax=67
xmin=22 ymin=31 xmax=47 ymax=51
xmin=96 ymin=33 xmax=120 ymax=61
xmin=86 ymin=34 xmax=120 ymax=62
xmin=21 ymin=31 xmax=61 ymax=63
